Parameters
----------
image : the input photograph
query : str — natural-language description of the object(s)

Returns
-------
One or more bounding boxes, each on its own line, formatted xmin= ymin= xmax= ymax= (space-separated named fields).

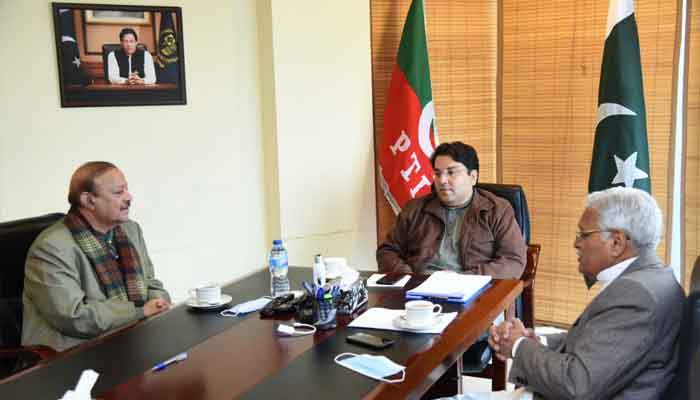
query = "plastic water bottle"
xmin=269 ymin=239 xmax=290 ymax=297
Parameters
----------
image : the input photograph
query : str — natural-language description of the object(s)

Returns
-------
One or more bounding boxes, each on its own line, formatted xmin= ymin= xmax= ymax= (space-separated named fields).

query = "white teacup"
xmin=189 ymin=284 xmax=221 ymax=304
xmin=405 ymin=300 xmax=442 ymax=328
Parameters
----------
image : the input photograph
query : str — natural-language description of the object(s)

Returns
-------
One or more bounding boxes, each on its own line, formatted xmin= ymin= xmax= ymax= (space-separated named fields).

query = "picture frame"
xmin=52 ymin=3 xmax=187 ymax=107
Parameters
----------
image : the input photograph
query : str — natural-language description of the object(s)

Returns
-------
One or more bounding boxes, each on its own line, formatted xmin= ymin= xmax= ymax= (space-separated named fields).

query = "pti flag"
xmin=588 ymin=0 xmax=650 ymax=193
xmin=58 ymin=9 xmax=90 ymax=86
xmin=378 ymin=0 xmax=438 ymax=214
xmin=155 ymin=12 xmax=179 ymax=84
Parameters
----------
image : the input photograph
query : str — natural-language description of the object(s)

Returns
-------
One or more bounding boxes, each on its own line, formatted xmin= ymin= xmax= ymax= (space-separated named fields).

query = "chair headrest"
xmin=476 ymin=183 xmax=530 ymax=244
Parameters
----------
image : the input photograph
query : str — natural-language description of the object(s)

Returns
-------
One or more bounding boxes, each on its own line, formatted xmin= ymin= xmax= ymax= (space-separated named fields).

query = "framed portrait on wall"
xmin=51 ymin=3 xmax=187 ymax=107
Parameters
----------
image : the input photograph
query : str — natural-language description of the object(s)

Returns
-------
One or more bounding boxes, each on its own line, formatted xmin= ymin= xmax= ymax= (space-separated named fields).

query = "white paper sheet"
xmin=366 ymin=273 xmax=411 ymax=288
xmin=348 ymin=307 xmax=457 ymax=334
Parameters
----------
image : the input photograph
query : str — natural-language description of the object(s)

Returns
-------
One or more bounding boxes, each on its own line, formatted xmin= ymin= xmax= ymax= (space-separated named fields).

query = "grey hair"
xmin=585 ymin=187 xmax=663 ymax=254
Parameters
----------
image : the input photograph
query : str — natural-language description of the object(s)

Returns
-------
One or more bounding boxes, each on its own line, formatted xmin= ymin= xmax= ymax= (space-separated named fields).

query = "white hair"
xmin=585 ymin=187 xmax=663 ymax=254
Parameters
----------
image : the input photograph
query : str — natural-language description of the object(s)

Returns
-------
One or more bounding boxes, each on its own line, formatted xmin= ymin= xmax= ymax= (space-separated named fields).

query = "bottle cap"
xmin=273 ymin=239 xmax=283 ymax=245
xmin=314 ymin=254 xmax=323 ymax=263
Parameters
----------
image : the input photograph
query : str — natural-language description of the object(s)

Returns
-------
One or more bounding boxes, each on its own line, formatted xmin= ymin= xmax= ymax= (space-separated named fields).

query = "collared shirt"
xmin=93 ymin=228 xmax=119 ymax=259
xmin=596 ymin=256 xmax=638 ymax=292
xmin=425 ymin=198 xmax=472 ymax=273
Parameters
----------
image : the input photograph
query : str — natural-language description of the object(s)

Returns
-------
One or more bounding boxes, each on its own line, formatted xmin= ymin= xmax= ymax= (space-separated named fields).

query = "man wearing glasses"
xmin=377 ymin=141 xmax=526 ymax=280
xmin=479 ymin=187 xmax=684 ymax=400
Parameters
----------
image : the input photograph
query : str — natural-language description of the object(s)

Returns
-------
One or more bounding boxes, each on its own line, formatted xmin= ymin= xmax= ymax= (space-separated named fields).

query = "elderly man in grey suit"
xmin=443 ymin=187 xmax=684 ymax=400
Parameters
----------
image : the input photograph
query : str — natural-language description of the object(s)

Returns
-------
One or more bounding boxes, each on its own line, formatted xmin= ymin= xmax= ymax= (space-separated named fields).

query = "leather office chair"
xmin=462 ymin=183 xmax=541 ymax=390
xmin=101 ymin=43 xmax=148 ymax=83
xmin=663 ymin=255 xmax=700 ymax=400
xmin=0 ymin=213 xmax=64 ymax=380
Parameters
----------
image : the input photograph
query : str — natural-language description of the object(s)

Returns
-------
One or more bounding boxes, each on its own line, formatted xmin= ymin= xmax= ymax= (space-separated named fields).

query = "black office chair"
xmin=101 ymin=43 xmax=148 ymax=83
xmin=663 ymin=255 xmax=700 ymax=400
xmin=477 ymin=183 xmax=541 ymax=327
xmin=0 ymin=213 xmax=64 ymax=380
xmin=461 ymin=183 xmax=540 ymax=390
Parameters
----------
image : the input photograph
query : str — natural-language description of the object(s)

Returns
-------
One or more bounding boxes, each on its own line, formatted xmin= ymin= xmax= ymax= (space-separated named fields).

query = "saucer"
xmin=186 ymin=294 xmax=232 ymax=309
xmin=393 ymin=314 xmax=442 ymax=331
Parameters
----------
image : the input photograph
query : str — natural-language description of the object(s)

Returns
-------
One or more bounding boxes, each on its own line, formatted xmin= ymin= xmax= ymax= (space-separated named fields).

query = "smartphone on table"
xmin=346 ymin=332 xmax=395 ymax=349
xmin=375 ymin=274 xmax=406 ymax=285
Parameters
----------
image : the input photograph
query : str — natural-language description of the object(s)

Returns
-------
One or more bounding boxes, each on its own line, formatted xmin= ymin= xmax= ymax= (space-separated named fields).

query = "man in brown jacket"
xmin=377 ymin=142 xmax=526 ymax=280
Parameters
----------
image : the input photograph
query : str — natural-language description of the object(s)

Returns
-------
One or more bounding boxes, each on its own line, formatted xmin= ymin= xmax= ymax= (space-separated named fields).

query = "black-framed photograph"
xmin=52 ymin=3 xmax=187 ymax=107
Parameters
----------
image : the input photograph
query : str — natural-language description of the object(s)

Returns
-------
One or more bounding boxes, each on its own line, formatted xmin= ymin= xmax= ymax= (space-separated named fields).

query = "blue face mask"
xmin=220 ymin=297 xmax=271 ymax=317
xmin=334 ymin=353 xmax=406 ymax=383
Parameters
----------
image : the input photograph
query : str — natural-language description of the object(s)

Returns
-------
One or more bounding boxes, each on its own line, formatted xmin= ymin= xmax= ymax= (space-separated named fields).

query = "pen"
xmin=151 ymin=352 xmax=188 ymax=372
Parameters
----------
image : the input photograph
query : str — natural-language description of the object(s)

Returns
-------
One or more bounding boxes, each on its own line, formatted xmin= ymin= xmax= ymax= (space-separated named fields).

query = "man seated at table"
xmin=446 ymin=187 xmax=684 ymax=400
xmin=22 ymin=161 xmax=171 ymax=351
xmin=107 ymin=27 xmax=156 ymax=85
xmin=377 ymin=141 xmax=526 ymax=279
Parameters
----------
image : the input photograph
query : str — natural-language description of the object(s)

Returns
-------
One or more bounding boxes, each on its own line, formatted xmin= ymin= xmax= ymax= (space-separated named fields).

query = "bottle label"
xmin=270 ymin=254 xmax=288 ymax=269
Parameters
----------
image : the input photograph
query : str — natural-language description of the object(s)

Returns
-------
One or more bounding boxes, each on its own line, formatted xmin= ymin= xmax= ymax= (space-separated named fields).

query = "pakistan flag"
xmin=588 ymin=0 xmax=650 ymax=194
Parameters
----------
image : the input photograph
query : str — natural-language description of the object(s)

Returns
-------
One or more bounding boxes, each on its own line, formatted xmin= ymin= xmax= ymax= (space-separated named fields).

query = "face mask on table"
xmin=334 ymin=353 xmax=406 ymax=383
xmin=220 ymin=297 xmax=271 ymax=317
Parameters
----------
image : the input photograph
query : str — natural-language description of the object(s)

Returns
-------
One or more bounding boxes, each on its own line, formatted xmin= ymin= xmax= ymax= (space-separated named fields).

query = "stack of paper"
xmin=406 ymin=271 xmax=492 ymax=303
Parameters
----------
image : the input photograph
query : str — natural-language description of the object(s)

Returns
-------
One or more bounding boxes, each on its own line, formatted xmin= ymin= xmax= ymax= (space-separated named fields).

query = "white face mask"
xmin=334 ymin=353 xmax=406 ymax=383
xmin=220 ymin=297 xmax=271 ymax=317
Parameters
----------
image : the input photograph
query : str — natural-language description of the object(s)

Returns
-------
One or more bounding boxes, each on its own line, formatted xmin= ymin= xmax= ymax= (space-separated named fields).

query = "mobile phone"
xmin=346 ymin=332 xmax=395 ymax=349
xmin=376 ymin=274 xmax=406 ymax=285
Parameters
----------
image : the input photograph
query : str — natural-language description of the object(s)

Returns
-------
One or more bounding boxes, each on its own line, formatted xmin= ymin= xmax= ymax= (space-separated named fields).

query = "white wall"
xmin=0 ymin=0 xmax=269 ymax=301
xmin=268 ymin=0 xmax=378 ymax=270
xmin=0 ymin=0 xmax=377 ymax=302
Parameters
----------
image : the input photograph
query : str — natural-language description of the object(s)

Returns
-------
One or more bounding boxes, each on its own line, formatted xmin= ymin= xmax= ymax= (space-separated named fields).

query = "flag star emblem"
xmin=72 ymin=57 xmax=81 ymax=68
xmin=611 ymin=152 xmax=648 ymax=188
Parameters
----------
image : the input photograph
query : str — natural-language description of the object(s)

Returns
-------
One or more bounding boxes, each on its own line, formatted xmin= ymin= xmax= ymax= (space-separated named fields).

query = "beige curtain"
xmin=500 ymin=1 xmax=679 ymax=323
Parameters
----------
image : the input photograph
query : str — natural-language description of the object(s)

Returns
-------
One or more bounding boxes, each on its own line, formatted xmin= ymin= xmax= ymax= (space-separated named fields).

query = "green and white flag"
xmin=588 ymin=0 xmax=650 ymax=193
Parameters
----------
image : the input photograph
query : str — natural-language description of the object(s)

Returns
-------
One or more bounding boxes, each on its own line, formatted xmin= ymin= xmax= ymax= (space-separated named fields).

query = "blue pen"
xmin=302 ymin=281 xmax=314 ymax=296
xmin=151 ymin=352 xmax=187 ymax=372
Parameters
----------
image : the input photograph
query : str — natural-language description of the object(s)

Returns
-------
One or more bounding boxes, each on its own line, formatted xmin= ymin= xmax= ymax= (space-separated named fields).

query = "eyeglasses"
xmin=433 ymin=167 xmax=468 ymax=180
xmin=574 ymin=229 xmax=612 ymax=240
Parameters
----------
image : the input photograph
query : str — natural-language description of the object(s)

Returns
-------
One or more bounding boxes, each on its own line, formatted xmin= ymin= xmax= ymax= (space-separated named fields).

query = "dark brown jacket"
xmin=377 ymin=189 xmax=526 ymax=279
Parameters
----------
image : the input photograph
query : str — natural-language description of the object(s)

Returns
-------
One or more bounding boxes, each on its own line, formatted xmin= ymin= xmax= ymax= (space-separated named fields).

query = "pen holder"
xmin=312 ymin=296 xmax=337 ymax=330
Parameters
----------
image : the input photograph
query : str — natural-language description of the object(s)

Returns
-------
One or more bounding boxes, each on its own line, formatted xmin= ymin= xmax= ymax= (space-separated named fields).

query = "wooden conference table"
xmin=0 ymin=268 xmax=522 ymax=399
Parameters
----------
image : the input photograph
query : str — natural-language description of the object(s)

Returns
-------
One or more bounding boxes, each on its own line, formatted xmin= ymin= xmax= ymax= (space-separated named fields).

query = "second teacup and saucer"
xmin=393 ymin=300 xmax=443 ymax=331
xmin=186 ymin=284 xmax=232 ymax=309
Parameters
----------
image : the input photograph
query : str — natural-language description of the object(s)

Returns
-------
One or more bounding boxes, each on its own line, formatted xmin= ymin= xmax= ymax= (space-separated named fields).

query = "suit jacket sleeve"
xmin=473 ymin=201 xmax=526 ymax=279
xmin=376 ymin=205 xmax=416 ymax=274
xmin=23 ymin=240 xmax=143 ymax=339
xmin=542 ymin=332 xmax=567 ymax=350
xmin=509 ymin=279 xmax=658 ymax=399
